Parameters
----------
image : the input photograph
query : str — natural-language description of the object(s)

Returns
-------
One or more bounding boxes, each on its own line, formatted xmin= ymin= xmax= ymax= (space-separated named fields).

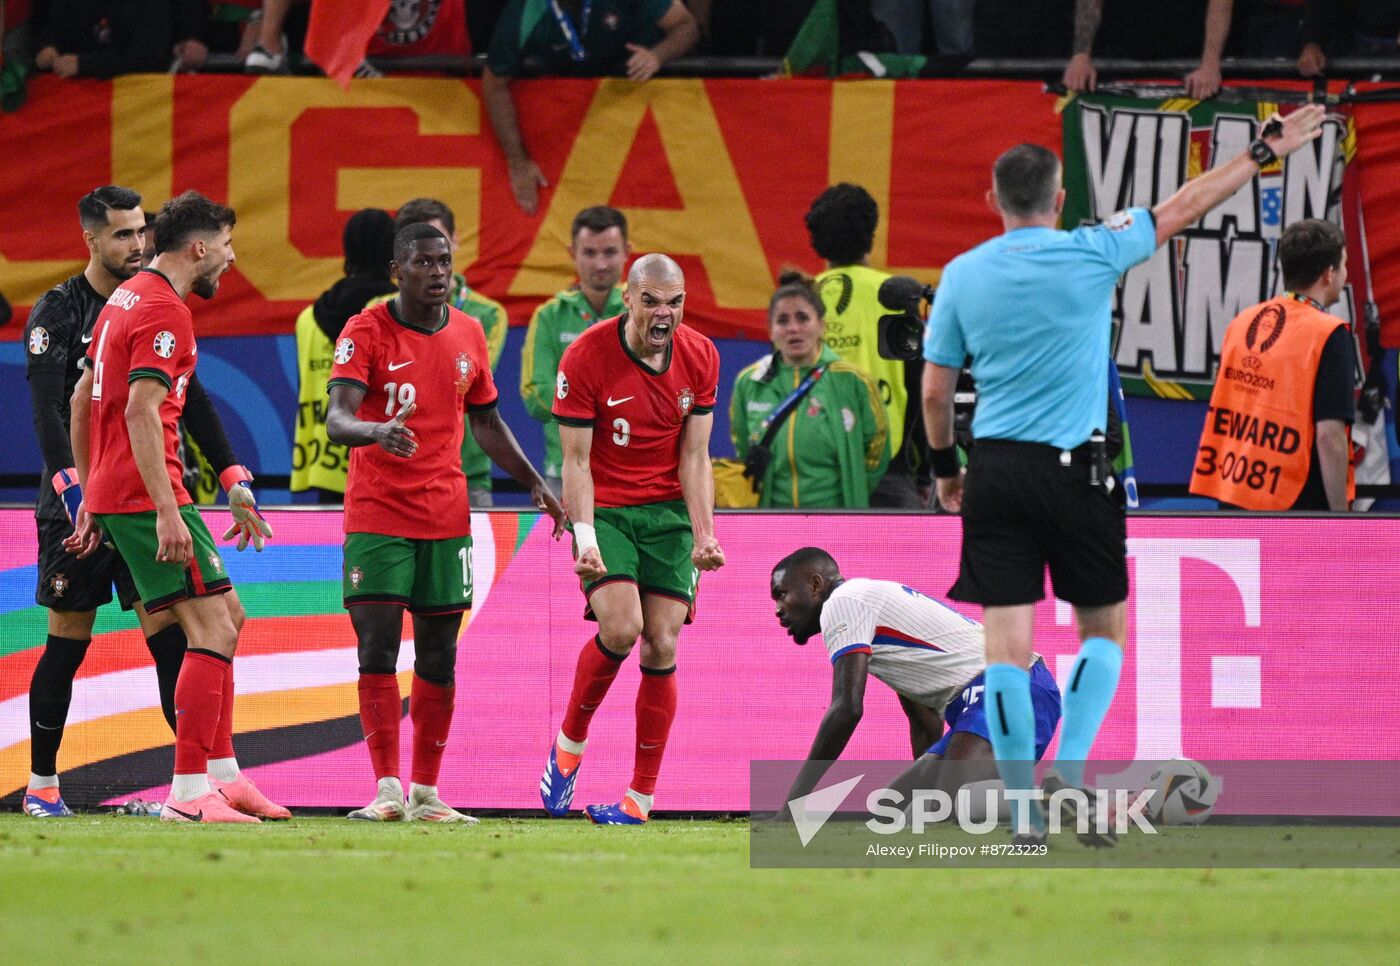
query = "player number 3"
xmin=612 ymin=417 xmax=630 ymax=447
xmin=383 ymin=381 xmax=416 ymax=416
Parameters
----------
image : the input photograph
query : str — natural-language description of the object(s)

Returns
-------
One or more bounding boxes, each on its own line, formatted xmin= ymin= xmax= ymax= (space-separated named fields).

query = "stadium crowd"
xmin=3 ymin=0 xmax=1398 ymax=85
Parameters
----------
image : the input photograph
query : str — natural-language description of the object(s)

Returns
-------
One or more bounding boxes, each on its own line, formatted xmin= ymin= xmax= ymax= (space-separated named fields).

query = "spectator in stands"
xmin=386 ymin=197 xmax=509 ymax=507
xmin=35 ymin=0 xmax=175 ymax=77
xmin=292 ymin=208 xmax=398 ymax=502
xmin=520 ymin=205 xmax=631 ymax=495
xmin=1061 ymin=0 xmax=1234 ymax=99
xmin=483 ymin=0 xmax=700 ymax=214
xmin=872 ymin=0 xmax=974 ymax=57
xmin=806 ymin=183 xmax=925 ymax=508
xmin=1298 ymin=0 xmax=1400 ymax=76
xmin=729 ymin=270 xmax=889 ymax=509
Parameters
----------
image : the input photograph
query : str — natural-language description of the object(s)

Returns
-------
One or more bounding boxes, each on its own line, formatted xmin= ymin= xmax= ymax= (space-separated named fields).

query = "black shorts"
xmin=34 ymin=514 xmax=140 ymax=613
xmin=949 ymin=439 xmax=1127 ymax=608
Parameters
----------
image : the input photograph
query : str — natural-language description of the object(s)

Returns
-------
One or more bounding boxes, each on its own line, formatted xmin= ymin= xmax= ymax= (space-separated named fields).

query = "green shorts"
xmin=344 ymin=532 xmax=473 ymax=615
xmin=96 ymin=505 xmax=231 ymax=613
xmin=581 ymin=500 xmax=698 ymax=622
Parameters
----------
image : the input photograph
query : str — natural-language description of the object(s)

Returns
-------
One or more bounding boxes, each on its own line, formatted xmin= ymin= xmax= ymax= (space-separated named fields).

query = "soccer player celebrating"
xmin=24 ymin=186 xmax=272 ymax=818
xmin=540 ymin=253 xmax=725 ymax=826
xmin=68 ymin=190 xmax=282 ymax=824
xmin=327 ymin=224 xmax=564 ymax=823
xmin=769 ymin=547 xmax=1060 ymax=814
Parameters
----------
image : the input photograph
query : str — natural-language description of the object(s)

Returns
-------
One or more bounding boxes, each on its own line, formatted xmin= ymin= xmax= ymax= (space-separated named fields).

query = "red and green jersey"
xmin=328 ymin=300 xmax=497 ymax=539
xmin=84 ymin=269 xmax=197 ymax=514
xmin=553 ymin=315 xmax=719 ymax=507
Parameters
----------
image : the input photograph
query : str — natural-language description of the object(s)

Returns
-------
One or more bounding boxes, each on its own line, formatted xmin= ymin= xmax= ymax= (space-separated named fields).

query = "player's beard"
xmin=191 ymin=270 xmax=221 ymax=299
xmin=101 ymin=252 xmax=141 ymax=282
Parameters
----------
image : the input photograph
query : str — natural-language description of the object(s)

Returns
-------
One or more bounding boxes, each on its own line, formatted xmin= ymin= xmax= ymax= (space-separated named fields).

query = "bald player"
xmin=540 ymin=254 xmax=725 ymax=825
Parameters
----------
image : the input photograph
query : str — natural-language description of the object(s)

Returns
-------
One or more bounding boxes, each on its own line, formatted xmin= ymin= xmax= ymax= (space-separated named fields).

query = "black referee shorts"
xmin=34 ymin=514 xmax=140 ymax=613
xmin=949 ymin=439 xmax=1127 ymax=608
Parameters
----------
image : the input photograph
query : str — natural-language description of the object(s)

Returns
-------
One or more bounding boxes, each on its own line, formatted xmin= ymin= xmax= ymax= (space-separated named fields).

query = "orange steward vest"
xmin=1190 ymin=296 xmax=1354 ymax=510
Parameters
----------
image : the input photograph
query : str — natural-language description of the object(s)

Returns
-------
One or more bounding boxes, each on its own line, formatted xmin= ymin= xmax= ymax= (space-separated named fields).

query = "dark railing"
xmin=191 ymin=53 xmax=1400 ymax=92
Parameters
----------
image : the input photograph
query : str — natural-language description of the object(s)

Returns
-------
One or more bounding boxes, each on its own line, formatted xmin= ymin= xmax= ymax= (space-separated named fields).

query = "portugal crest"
xmin=677 ymin=387 xmax=695 ymax=415
xmin=454 ymin=351 xmax=474 ymax=392
xmin=209 ymin=553 xmax=224 ymax=575
xmin=49 ymin=573 xmax=68 ymax=598
xmin=349 ymin=566 xmax=363 ymax=589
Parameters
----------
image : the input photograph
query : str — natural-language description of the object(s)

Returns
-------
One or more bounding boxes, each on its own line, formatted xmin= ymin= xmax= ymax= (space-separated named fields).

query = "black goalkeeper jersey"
xmin=25 ymin=273 xmax=107 ymax=521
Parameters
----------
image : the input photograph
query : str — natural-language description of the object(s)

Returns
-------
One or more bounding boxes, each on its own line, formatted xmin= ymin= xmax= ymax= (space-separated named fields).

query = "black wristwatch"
xmin=1249 ymin=137 xmax=1278 ymax=167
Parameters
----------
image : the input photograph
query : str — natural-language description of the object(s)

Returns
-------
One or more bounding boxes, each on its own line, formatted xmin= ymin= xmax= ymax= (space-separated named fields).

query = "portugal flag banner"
xmin=1060 ymin=93 xmax=1364 ymax=401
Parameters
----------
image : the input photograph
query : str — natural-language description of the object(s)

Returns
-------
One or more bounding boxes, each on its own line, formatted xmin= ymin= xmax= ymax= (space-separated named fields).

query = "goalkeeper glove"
xmin=219 ymin=465 xmax=273 ymax=552
xmin=52 ymin=467 xmax=83 ymax=527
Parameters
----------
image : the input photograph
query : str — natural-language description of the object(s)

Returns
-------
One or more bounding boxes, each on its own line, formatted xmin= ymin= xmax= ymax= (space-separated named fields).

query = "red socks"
xmin=211 ymin=658 xmax=236 ymax=760
xmin=631 ymin=665 xmax=677 ymax=797
xmin=358 ymin=673 xmax=402 ymax=780
xmin=560 ymin=636 xmax=626 ymax=745
xmin=172 ymin=649 xmax=230 ymax=776
xmin=409 ymin=675 xmax=454 ymax=787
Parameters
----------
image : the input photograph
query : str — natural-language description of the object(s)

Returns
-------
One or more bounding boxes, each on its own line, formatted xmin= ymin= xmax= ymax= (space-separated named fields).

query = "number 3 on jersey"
xmin=384 ymin=381 xmax=416 ymax=416
xmin=612 ymin=417 xmax=630 ymax=447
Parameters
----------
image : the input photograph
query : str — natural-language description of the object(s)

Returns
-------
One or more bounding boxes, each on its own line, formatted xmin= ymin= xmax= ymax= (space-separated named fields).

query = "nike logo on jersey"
xmin=387 ymin=361 xmax=412 ymax=371
xmin=81 ymin=332 xmax=93 ymax=343
xmin=639 ymin=742 xmax=661 ymax=750
xmin=435 ymin=740 xmax=448 ymax=747
xmin=165 ymin=804 xmax=203 ymax=821
xmin=606 ymin=395 xmax=634 ymax=406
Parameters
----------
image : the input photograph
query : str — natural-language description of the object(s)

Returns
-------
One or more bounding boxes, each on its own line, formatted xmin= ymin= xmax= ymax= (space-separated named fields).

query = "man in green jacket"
xmin=729 ymin=273 xmax=889 ymax=508
xmin=520 ymin=206 xmax=631 ymax=494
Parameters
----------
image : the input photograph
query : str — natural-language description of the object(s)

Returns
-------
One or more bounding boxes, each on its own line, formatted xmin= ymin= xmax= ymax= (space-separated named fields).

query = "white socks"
xmin=625 ymin=789 xmax=654 ymax=816
xmin=208 ymin=757 xmax=240 ymax=783
xmin=29 ymin=773 xmax=59 ymax=790
xmin=171 ymin=773 xmax=212 ymax=802
xmin=556 ymin=731 xmax=587 ymax=756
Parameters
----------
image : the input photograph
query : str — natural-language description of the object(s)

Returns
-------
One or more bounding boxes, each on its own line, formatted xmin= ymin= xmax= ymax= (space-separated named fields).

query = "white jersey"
xmin=820 ymin=578 xmax=986 ymax=713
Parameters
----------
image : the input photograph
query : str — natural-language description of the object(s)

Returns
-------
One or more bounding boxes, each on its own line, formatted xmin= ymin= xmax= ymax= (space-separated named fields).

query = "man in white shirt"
xmin=770 ymin=546 xmax=1060 ymax=814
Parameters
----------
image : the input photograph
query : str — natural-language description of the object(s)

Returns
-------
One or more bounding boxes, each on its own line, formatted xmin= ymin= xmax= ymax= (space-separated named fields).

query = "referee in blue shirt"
xmin=921 ymin=104 xmax=1325 ymax=845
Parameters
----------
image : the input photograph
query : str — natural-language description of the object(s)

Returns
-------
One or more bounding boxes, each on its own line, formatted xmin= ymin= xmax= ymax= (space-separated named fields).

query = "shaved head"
xmin=628 ymin=252 xmax=684 ymax=288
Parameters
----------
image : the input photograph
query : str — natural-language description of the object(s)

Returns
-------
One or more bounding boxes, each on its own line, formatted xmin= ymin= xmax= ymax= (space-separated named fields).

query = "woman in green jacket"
xmin=729 ymin=271 xmax=890 ymax=508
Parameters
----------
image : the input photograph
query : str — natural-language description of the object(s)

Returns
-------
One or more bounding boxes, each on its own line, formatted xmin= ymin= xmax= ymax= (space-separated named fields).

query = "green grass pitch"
xmin=2 ymin=815 xmax=1397 ymax=963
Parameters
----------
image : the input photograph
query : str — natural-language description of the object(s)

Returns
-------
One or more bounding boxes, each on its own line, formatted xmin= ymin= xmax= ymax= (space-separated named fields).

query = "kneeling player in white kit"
xmin=770 ymin=546 xmax=1061 ymax=818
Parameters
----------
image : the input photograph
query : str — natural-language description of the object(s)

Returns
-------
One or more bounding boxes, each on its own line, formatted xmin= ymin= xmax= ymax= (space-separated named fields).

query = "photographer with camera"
xmin=726 ymin=271 xmax=889 ymax=508
xmin=806 ymin=183 xmax=928 ymax=508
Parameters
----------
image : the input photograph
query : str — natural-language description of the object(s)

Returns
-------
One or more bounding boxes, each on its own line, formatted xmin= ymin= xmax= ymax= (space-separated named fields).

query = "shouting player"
xmin=770 ymin=547 xmax=1061 ymax=826
xmin=327 ymin=224 xmax=564 ymax=823
xmin=540 ymin=253 xmax=725 ymax=826
xmin=23 ymin=186 xmax=271 ymax=818
xmin=68 ymin=191 xmax=282 ymax=824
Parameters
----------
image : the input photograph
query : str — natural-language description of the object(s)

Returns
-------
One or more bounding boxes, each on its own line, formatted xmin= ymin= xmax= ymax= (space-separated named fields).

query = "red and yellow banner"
xmin=0 ymin=75 xmax=1058 ymax=339
xmin=5 ymin=76 xmax=1400 ymax=345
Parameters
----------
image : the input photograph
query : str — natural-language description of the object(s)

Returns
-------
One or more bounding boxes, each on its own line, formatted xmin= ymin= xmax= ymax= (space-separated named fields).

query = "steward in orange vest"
xmin=1190 ymin=221 xmax=1356 ymax=511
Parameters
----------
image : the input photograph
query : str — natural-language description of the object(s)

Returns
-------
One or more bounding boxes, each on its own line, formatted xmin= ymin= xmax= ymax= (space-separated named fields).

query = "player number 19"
xmin=383 ymin=381 xmax=416 ymax=416
xmin=457 ymin=546 xmax=473 ymax=597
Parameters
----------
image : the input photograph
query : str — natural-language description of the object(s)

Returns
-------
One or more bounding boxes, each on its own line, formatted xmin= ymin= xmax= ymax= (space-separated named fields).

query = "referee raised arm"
xmin=920 ymin=104 xmax=1325 ymax=844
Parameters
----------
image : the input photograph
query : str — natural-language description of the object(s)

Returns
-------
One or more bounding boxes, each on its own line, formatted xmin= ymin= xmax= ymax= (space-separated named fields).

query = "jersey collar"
xmin=616 ymin=313 xmax=672 ymax=376
xmin=1284 ymin=291 xmax=1325 ymax=312
xmin=140 ymin=267 xmax=178 ymax=294
xmin=388 ymin=297 xmax=449 ymax=335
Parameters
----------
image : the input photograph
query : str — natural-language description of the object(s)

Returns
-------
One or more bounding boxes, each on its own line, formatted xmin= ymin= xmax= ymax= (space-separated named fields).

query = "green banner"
xmin=1061 ymin=93 xmax=1356 ymax=399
